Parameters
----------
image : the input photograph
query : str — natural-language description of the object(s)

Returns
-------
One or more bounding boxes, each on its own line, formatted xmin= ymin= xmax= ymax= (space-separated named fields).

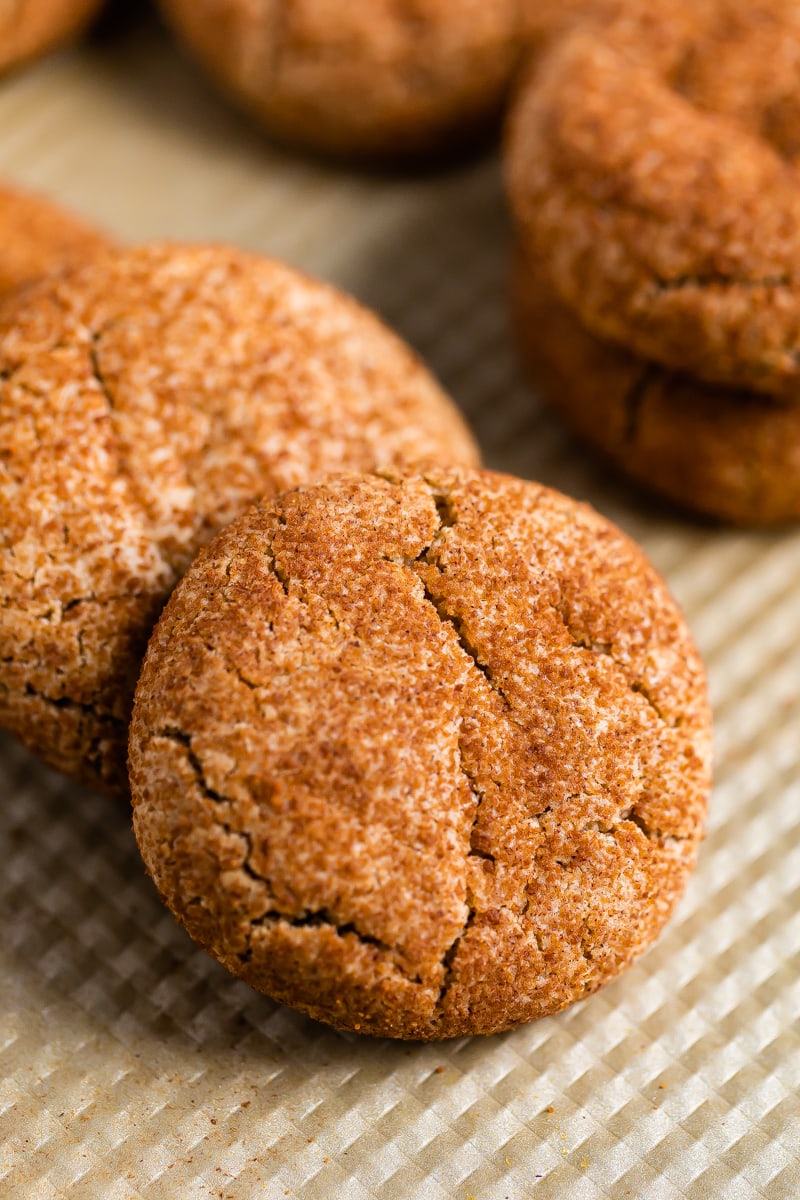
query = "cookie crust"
xmin=130 ymin=467 xmax=711 ymax=1039
xmin=0 ymin=0 xmax=102 ymax=74
xmin=159 ymin=0 xmax=523 ymax=160
xmin=0 ymin=184 xmax=112 ymax=298
xmin=506 ymin=0 xmax=800 ymax=398
xmin=0 ymin=244 xmax=478 ymax=792
xmin=512 ymin=248 xmax=800 ymax=526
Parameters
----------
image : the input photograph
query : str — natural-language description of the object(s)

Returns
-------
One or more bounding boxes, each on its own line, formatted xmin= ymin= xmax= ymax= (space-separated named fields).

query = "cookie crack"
xmin=551 ymin=598 xmax=673 ymax=727
xmin=159 ymin=727 xmax=425 ymax=985
xmin=414 ymin=569 xmax=515 ymax=713
xmin=621 ymin=806 xmax=687 ymax=845
xmin=246 ymin=908 xmax=423 ymax=984
xmin=20 ymin=680 xmax=126 ymax=726
xmin=435 ymin=903 xmax=477 ymax=1008
xmin=622 ymin=362 xmax=661 ymax=444
xmin=571 ymin=806 xmax=692 ymax=850
xmin=89 ymin=333 xmax=115 ymax=411
xmin=652 ymin=271 xmax=795 ymax=294
xmin=159 ymin=727 xmax=265 ymax=886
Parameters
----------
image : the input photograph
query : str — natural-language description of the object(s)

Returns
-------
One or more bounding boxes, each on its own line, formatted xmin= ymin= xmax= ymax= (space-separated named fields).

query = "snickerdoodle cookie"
xmin=0 ymin=244 xmax=478 ymax=793
xmin=130 ymin=467 xmax=711 ymax=1039
xmin=159 ymin=0 xmax=523 ymax=160
xmin=0 ymin=0 xmax=102 ymax=74
xmin=506 ymin=0 xmax=800 ymax=397
xmin=512 ymin=250 xmax=800 ymax=525
xmin=0 ymin=184 xmax=112 ymax=297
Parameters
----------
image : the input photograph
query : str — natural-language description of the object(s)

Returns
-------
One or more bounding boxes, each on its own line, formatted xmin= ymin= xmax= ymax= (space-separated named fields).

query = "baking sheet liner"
xmin=1 ymin=11 xmax=799 ymax=1199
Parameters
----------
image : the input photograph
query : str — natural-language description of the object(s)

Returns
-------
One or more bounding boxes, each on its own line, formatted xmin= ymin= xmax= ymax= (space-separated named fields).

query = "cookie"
xmin=523 ymin=0 xmax=608 ymax=55
xmin=158 ymin=0 xmax=523 ymax=160
xmin=129 ymin=467 xmax=711 ymax=1039
xmin=0 ymin=183 xmax=112 ymax=298
xmin=0 ymin=0 xmax=102 ymax=74
xmin=512 ymin=248 xmax=800 ymax=525
xmin=506 ymin=0 xmax=800 ymax=398
xmin=0 ymin=244 xmax=479 ymax=794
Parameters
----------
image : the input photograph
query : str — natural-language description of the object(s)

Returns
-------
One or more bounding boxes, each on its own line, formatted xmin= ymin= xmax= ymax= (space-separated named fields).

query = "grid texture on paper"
xmin=0 ymin=12 xmax=798 ymax=1200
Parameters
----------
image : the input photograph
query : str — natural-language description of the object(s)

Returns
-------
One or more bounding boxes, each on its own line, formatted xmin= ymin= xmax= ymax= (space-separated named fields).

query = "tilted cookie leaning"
xmin=0 ymin=244 xmax=478 ymax=794
xmin=129 ymin=467 xmax=712 ymax=1040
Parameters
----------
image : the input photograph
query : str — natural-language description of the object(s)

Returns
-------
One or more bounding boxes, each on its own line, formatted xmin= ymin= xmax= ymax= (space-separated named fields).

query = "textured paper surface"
xmin=1 ymin=12 xmax=799 ymax=1199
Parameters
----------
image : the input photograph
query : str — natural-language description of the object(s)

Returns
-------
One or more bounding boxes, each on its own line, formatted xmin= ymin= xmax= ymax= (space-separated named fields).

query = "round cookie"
xmin=506 ymin=0 xmax=800 ymax=398
xmin=129 ymin=467 xmax=712 ymax=1040
xmin=0 ymin=0 xmax=102 ymax=74
xmin=158 ymin=0 xmax=523 ymax=161
xmin=512 ymin=249 xmax=800 ymax=525
xmin=0 ymin=183 xmax=112 ymax=298
xmin=0 ymin=244 xmax=478 ymax=794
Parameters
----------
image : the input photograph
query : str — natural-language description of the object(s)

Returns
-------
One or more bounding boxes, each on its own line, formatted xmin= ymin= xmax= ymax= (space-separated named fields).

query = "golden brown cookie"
xmin=0 ymin=244 xmax=478 ymax=794
xmin=506 ymin=0 xmax=800 ymax=398
xmin=129 ymin=467 xmax=711 ymax=1039
xmin=0 ymin=0 xmax=102 ymax=74
xmin=159 ymin=0 xmax=524 ymax=160
xmin=0 ymin=183 xmax=112 ymax=298
xmin=512 ymin=249 xmax=800 ymax=525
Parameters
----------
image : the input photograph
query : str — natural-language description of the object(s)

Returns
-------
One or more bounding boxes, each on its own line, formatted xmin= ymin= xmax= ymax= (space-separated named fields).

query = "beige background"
xmin=1 ymin=8 xmax=799 ymax=1198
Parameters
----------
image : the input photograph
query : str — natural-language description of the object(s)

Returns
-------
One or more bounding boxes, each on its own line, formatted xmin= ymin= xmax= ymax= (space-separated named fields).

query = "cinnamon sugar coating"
xmin=0 ymin=244 xmax=478 ymax=793
xmin=506 ymin=0 xmax=800 ymax=398
xmin=0 ymin=184 xmax=112 ymax=297
xmin=130 ymin=467 xmax=711 ymax=1039
xmin=0 ymin=0 xmax=101 ymax=74
xmin=159 ymin=0 xmax=523 ymax=160
xmin=512 ymin=249 xmax=800 ymax=525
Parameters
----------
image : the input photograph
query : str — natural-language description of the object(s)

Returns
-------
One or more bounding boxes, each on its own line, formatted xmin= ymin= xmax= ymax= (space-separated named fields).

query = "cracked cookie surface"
xmin=512 ymin=248 xmax=800 ymax=525
xmin=0 ymin=243 xmax=478 ymax=793
xmin=0 ymin=0 xmax=101 ymax=74
xmin=130 ymin=467 xmax=712 ymax=1039
xmin=506 ymin=0 xmax=800 ymax=397
xmin=0 ymin=183 xmax=112 ymax=297
xmin=159 ymin=0 xmax=524 ymax=160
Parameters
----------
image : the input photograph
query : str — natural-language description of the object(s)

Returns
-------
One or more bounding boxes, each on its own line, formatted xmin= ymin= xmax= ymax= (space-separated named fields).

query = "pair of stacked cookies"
xmin=508 ymin=0 xmax=800 ymax=524
xmin=0 ymin=189 xmax=711 ymax=1039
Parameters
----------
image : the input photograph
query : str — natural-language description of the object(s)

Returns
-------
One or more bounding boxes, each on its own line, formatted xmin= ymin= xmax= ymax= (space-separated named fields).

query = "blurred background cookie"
xmin=0 ymin=243 xmax=478 ymax=794
xmin=130 ymin=467 xmax=712 ymax=1040
xmin=158 ymin=0 xmax=525 ymax=161
xmin=0 ymin=182 xmax=112 ymax=296
xmin=0 ymin=0 xmax=103 ymax=74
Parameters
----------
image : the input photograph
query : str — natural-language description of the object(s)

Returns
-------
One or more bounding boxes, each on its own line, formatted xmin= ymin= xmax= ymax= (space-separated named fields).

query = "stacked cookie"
xmin=0 ymin=189 xmax=711 ymax=1039
xmin=507 ymin=0 xmax=800 ymax=524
